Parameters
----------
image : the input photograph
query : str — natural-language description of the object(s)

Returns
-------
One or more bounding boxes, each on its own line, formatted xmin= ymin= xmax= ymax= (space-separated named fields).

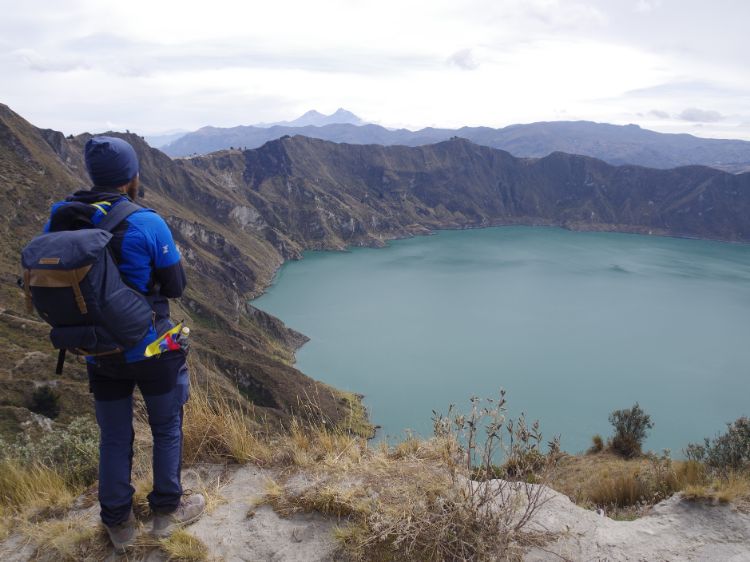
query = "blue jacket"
xmin=45 ymin=189 xmax=187 ymax=362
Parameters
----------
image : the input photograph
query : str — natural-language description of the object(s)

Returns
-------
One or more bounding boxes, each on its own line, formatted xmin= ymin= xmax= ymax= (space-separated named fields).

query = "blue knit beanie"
xmin=84 ymin=136 xmax=139 ymax=188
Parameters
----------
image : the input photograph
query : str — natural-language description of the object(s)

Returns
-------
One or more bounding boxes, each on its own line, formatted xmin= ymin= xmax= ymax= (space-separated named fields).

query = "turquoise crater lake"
xmin=252 ymin=227 xmax=750 ymax=454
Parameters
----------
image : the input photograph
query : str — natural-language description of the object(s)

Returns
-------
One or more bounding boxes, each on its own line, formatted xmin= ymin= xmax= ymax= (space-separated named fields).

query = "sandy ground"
xmin=183 ymin=464 xmax=342 ymax=562
xmin=526 ymin=486 xmax=750 ymax=561
xmin=2 ymin=463 xmax=749 ymax=561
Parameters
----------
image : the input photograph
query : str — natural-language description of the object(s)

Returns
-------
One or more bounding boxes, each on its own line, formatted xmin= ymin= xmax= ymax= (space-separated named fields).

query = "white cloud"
xmin=635 ymin=0 xmax=662 ymax=13
xmin=13 ymin=48 xmax=89 ymax=73
xmin=447 ymin=49 xmax=479 ymax=71
xmin=678 ymin=108 xmax=724 ymax=123
xmin=651 ymin=110 xmax=670 ymax=119
xmin=0 ymin=0 xmax=749 ymax=140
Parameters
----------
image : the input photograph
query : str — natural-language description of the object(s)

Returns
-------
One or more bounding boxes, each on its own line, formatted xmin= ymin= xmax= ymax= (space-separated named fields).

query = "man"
xmin=44 ymin=136 xmax=204 ymax=552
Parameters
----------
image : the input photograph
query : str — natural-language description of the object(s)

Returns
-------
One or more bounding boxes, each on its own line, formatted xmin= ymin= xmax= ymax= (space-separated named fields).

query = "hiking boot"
xmin=152 ymin=493 xmax=206 ymax=538
xmin=105 ymin=510 xmax=137 ymax=553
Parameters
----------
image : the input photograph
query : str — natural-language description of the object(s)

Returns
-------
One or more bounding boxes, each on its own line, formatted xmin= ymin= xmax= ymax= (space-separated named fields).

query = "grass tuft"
xmin=264 ymin=392 xmax=558 ymax=561
xmin=21 ymin=516 xmax=110 ymax=561
xmin=0 ymin=458 xmax=74 ymax=514
xmin=182 ymin=371 xmax=273 ymax=466
xmin=587 ymin=434 xmax=604 ymax=454
xmin=549 ymin=453 xmax=710 ymax=518
xmin=683 ymin=472 xmax=750 ymax=506
xmin=160 ymin=529 xmax=209 ymax=561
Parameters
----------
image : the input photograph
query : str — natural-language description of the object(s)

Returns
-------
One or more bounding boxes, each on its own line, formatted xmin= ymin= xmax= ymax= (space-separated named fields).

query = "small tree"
xmin=29 ymin=385 xmax=61 ymax=419
xmin=686 ymin=416 xmax=750 ymax=476
xmin=609 ymin=402 xmax=653 ymax=458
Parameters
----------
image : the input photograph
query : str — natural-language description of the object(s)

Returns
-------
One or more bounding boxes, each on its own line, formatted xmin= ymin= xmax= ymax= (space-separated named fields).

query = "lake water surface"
xmin=252 ymin=227 xmax=750 ymax=454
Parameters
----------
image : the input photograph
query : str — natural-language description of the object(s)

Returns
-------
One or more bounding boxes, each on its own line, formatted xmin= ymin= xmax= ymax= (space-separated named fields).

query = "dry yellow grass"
xmin=192 ymin=472 xmax=229 ymax=515
xmin=0 ymin=458 xmax=75 ymax=516
xmin=0 ymin=508 xmax=12 ymax=541
xmin=0 ymin=458 xmax=80 ymax=540
xmin=277 ymin=417 xmax=366 ymax=469
xmin=264 ymin=478 xmax=285 ymax=503
xmin=262 ymin=429 xmax=549 ymax=562
xmin=20 ymin=515 xmax=110 ymax=561
xmin=160 ymin=529 xmax=209 ymax=561
xmin=20 ymin=513 xmax=212 ymax=561
xmin=132 ymin=476 xmax=153 ymax=520
xmin=10 ymin=355 xmax=747 ymax=560
xmin=181 ymin=370 xmax=274 ymax=466
xmin=332 ymin=389 xmax=376 ymax=438
xmin=683 ymin=472 xmax=750 ymax=507
xmin=258 ymin=393 xmax=565 ymax=560
xmin=0 ymin=358 xmax=253 ymax=560
xmin=549 ymin=453 xmax=707 ymax=516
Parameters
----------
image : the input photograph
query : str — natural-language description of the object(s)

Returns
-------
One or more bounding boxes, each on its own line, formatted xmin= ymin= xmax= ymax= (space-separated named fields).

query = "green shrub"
xmin=29 ymin=386 xmax=61 ymax=419
xmin=609 ymin=403 xmax=653 ymax=458
xmin=7 ymin=416 xmax=99 ymax=487
xmin=685 ymin=417 xmax=750 ymax=475
xmin=611 ymin=434 xmax=641 ymax=458
xmin=501 ymin=448 xmax=548 ymax=481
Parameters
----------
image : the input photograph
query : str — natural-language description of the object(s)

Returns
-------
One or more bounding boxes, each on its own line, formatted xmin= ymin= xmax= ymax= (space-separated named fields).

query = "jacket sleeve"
xmin=155 ymin=260 xmax=187 ymax=298
xmin=147 ymin=214 xmax=187 ymax=298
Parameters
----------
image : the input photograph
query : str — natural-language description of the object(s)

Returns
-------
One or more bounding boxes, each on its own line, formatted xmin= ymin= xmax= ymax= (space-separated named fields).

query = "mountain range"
xmin=162 ymin=119 xmax=750 ymax=173
xmin=145 ymin=109 xmax=364 ymax=148
xmin=1 ymin=102 xmax=749 ymax=438
xmin=257 ymin=108 xmax=365 ymax=128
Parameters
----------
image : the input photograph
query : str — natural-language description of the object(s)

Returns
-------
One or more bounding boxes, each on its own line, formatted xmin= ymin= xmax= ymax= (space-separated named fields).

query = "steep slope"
xmin=163 ymin=120 xmax=750 ymax=172
xmin=0 ymin=104 xmax=366 ymax=437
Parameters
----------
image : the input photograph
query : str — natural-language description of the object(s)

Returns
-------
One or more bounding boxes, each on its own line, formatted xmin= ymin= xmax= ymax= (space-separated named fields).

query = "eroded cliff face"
xmin=1 ymin=103 xmax=749 ymax=436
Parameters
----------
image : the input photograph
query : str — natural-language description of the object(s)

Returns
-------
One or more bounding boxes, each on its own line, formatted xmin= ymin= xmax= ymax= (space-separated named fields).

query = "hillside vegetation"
xmin=1 ymin=370 xmax=748 ymax=560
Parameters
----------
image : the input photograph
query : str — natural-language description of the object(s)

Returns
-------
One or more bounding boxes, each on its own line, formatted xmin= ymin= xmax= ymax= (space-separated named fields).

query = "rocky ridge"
xmin=163 ymin=120 xmax=750 ymax=173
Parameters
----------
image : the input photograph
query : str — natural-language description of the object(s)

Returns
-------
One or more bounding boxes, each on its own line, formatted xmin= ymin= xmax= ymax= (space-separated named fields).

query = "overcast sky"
xmin=2 ymin=0 xmax=749 ymax=140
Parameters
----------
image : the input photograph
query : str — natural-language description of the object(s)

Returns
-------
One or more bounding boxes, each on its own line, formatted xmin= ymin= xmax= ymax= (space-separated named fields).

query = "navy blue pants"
xmin=88 ymin=351 xmax=189 ymax=527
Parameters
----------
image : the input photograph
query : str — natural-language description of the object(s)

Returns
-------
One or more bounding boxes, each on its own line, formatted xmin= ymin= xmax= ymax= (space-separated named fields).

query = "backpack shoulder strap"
xmin=97 ymin=200 xmax=142 ymax=233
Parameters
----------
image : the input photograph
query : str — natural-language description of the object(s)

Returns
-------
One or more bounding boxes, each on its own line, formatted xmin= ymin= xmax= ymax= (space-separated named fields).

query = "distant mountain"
xmin=144 ymin=129 xmax=191 ymax=148
xmin=144 ymin=109 xmax=365 ymax=149
xmin=162 ymin=120 xmax=750 ymax=172
xmin=258 ymin=108 xmax=366 ymax=128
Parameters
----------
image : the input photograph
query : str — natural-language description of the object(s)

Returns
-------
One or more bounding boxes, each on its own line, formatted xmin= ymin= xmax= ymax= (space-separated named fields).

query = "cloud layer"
xmin=2 ymin=0 xmax=749 ymax=140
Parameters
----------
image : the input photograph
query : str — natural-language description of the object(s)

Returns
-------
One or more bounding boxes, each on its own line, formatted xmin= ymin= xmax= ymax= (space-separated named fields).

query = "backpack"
xmin=21 ymin=200 xmax=154 ymax=373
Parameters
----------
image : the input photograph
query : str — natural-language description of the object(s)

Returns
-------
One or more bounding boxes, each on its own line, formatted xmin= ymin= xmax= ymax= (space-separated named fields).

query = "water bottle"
xmin=173 ymin=325 xmax=190 ymax=353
